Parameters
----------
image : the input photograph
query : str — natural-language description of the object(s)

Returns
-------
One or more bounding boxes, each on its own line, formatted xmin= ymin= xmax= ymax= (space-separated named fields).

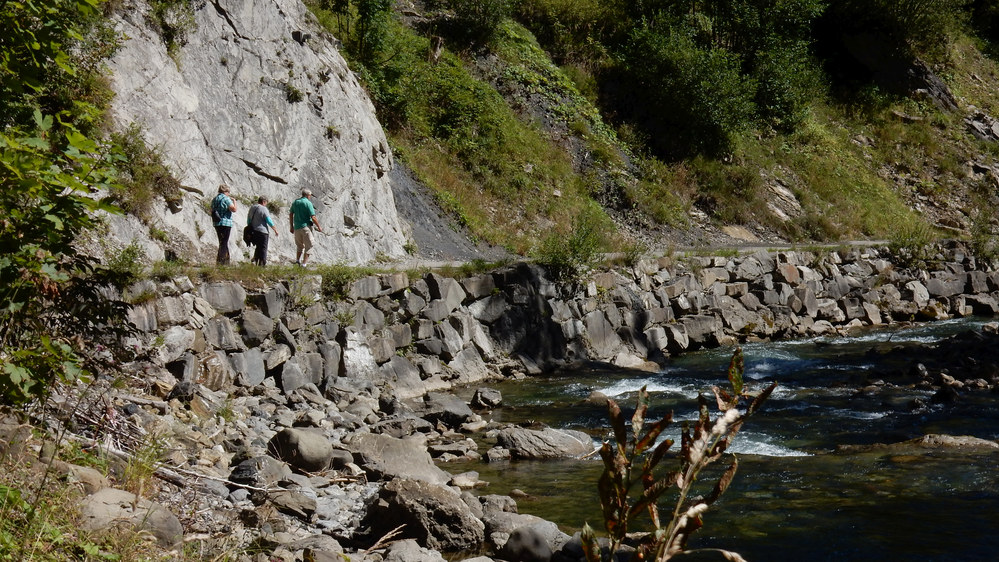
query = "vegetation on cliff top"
xmin=308 ymin=0 xmax=999 ymax=256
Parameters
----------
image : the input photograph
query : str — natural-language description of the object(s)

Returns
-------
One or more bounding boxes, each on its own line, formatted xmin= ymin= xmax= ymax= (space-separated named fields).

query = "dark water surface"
xmin=464 ymin=319 xmax=999 ymax=561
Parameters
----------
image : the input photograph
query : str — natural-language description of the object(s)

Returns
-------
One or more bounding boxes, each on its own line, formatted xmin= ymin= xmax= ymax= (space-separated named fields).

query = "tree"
xmin=0 ymin=0 xmax=134 ymax=405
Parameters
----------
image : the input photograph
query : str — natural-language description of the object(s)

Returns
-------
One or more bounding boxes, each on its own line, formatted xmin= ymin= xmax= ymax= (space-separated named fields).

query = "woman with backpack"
xmin=211 ymin=184 xmax=236 ymax=264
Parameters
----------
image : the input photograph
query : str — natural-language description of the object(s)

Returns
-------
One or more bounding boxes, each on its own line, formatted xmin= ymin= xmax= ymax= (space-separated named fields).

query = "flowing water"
xmin=465 ymin=319 xmax=999 ymax=561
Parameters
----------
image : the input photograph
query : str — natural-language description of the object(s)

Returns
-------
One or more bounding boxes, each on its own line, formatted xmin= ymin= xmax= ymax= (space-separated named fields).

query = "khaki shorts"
xmin=294 ymin=227 xmax=314 ymax=252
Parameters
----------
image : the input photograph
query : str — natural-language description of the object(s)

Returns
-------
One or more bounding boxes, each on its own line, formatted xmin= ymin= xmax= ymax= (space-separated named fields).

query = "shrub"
xmin=821 ymin=0 xmax=964 ymax=61
xmin=109 ymin=123 xmax=184 ymax=221
xmin=444 ymin=0 xmax=512 ymax=44
xmin=622 ymin=22 xmax=757 ymax=157
xmin=536 ymin=205 xmax=607 ymax=283
xmin=887 ymin=219 xmax=935 ymax=268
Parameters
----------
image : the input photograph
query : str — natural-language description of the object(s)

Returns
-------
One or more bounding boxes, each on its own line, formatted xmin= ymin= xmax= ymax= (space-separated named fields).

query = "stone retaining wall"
xmin=127 ymin=242 xmax=999 ymax=400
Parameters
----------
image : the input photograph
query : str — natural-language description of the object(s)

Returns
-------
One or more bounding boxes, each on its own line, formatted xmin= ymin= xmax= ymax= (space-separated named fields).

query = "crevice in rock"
xmin=241 ymin=158 xmax=289 ymax=184
xmin=210 ymin=0 xmax=249 ymax=40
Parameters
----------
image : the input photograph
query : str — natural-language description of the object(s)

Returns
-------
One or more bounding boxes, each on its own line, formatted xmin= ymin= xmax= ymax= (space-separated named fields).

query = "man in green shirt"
xmin=289 ymin=188 xmax=322 ymax=266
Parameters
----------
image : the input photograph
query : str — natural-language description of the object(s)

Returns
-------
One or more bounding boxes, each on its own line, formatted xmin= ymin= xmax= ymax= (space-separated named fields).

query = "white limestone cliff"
xmin=106 ymin=0 xmax=408 ymax=265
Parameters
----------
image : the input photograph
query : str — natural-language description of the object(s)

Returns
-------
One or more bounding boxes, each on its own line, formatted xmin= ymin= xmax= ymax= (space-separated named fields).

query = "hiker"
xmin=247 ymin=196 xmax=279 ymax=266
xmin=289 ymin=188 xmax=322 ymax=266
xmin=211 ymin=184 xmax=236 ymax=264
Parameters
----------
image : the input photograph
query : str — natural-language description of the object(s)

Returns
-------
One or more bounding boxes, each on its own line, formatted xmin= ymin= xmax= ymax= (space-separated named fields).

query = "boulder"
xmin=198 ymin=282 xmax=246 ymax=315
xmin=79 ymin=488 xmax=183 ymax=549
xmin=363 ymin=478 xmax=485 ymax=553
xmin=417 ymin=392 xmax=476 ymax=428
xmin=679 ymin=315 xmax=721 ymax=349
xmin=583 ymin=310 xmax=624 ymax=358
xmin=241 ymin=309 xmax=274 ymax=346
xmin=343 ymin=432 xmax=452 ymax=485
xmin=267 ymin=427 xmax=334 ymax=472
xmin=496 ymin=426 xmax=594 ymax=459
xmin=498 ymin=521 xmax=570 ymax=562
xmin=381 ymin=539 xmax=447 ymax=562
xmin=471 ymin=387 xmax=503 ymax=409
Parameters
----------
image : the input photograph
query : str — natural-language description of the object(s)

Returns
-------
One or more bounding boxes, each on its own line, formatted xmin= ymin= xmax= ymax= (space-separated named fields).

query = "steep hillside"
xmin=100 ymin=0 xmax=999 ymax=266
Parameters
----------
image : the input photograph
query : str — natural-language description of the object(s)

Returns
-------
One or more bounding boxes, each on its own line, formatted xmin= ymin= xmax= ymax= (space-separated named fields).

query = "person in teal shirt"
xmin=289 ymin=188 xmax=322 ymax=266
xmin=211 ymin=184 xmax=236 ymax=264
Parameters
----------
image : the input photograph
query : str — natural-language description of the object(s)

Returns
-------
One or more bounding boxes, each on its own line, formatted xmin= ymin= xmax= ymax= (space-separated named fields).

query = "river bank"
xmin=7 ymin=241 xmax=999 ymax=561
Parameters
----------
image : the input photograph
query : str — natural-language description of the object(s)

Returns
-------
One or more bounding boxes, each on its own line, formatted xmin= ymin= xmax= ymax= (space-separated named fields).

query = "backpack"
xmin=211 ymin=195 xmax=224 ymax=224
xmin=243 ymin=205 xmax=259 ymax=245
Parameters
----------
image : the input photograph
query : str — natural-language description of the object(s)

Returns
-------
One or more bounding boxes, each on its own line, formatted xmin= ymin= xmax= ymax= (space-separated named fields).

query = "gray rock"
xmin=343 ymin=433 xmax=452 ymax=485
xmin=363 ymin=478 xmax=485 ymax=553
xmin=471 ymin=387 xmax=502 ymax=409
xmin=462 ymin=274 xmax=497 ymax=299
xmin=266 ymin=343 xmax=293 ymax=370
xmin=280 ymin=359 xmax=310 ymax=394
xmin=399 ymin=289 xmax=428 ymax=318
xmin=348 ymin=275 xmax=382 ymax=299
xmin=79 ymin=488 xmax=183 ymax=549
xmin=583 ymin=310 xmax=624 ymax=359
xmin=154 ymin=295 xmax=192 ymax=326
xmin=108 ymin=0 xmax=409 ymax=264
xmin=198 ymin=282 xmax=246 ymax=315
xmin=200 ymin=350 xmax=235 ymax=391
xmin=351 ymin=300 xmax=386 ymax=332
xmin=427 ymin=272 xmax=468 ymax=312
xmin=498 ymin=521 xmax=569 ymax=562
xmin=241 ymin=309 xmax=274 ymax=346
xmin=157 ymin=326 xmax=196 ymax=363
xmin=926 ymin=272 xmax=967 ymax=298
xmin=341 ymin=327 xmax=380 ymax=378
xmin=268 ymin=427 xmax=334 ymax=472
xmin=386 ymin=323 xmax=413 ymax=349
xmin=679 ymin=315 xmax=722 ymax=349
xmin=418 ymin=392 xmax=476 ymax=428
xmin=127 ymin=302 xmax=158 ymax=332
xmin=469 ymin=294 xmax=509 ymax=324
xmin=449 ymin=346 xmax=492 ymax=384
xmin=378 ymin=356 xmax=426 ymax=401
xmin=229 ymin=456 xmax=293 ymax=489
xmin=435 ymin=321 xmax=465 ymax=360
xmin=269 ymin=489 xmax=318 ymax=520
xmin=496 ymin=426 xmax=594 ymax=459
xmin=381 ymin=539 xmax=447 ymax=562
xmin=204 ymin=315 xmax=245 ymax=351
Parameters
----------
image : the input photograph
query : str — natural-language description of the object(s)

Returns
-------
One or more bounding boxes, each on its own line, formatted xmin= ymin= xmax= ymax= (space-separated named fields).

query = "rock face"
xmin=106 ymin=0 xmax=407 ymax=264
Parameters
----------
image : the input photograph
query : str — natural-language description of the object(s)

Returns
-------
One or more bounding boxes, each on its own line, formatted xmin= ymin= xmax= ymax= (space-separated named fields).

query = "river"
xmin=464 ymin=318 xmax=999 ymax=561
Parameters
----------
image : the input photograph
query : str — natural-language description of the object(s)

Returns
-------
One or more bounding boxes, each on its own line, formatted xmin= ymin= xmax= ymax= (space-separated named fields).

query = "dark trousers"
xmin=215 ymin=225 xmax=231 ymax=264
xmin=250 ymin=230 xmax=270 ymax=266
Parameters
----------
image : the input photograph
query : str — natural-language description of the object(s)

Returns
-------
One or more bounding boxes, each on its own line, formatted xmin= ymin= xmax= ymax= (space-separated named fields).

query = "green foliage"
xmin=536 ymin=206 xmax=608 ymax=283
xmin=105 ymin=241 xmax=146 ymax=286
xmin=690 ymin=156 xmax=763 ymax=224
xmin=888 ymin=220 xmax=935 ymax=268
xmin=444 ymin=0 xmax=512 ymax=44
xmin=108 ymin=123 xmax=184 ymax=221
xmin=0 ymin=0 xmax=135 ymax=405
xmin=823 ymin=0 xmax=967 ymax=60
xmin=582 ymin=348 xmax=776 ymax=561
xmin=148 ymin=0 xmax=196 ymax=61
xmin=284 ymin=82 xmax=305 ymax=103
xmin=315 ymin=263 xmax=375 ymax=300
xmin=752 ymin=41 xmax=822 ymax=132
xmin=622 ymin=22 xmax=757 ymax=157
